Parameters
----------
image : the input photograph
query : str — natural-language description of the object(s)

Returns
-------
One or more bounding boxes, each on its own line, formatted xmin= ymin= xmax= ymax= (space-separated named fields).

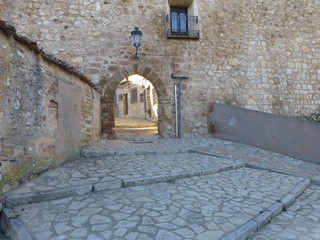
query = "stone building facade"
xmin=0 ymin=22 xmax=101 ymax=194
xmin=115 ymin=75 xmax=158 ymax=122
xmin=0 ymin=0 xmax=319 ymax=138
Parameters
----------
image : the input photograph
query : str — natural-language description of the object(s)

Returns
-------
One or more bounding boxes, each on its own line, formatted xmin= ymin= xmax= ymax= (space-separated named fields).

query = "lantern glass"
xmin=131 ymin=27 xmax=142 ymax=48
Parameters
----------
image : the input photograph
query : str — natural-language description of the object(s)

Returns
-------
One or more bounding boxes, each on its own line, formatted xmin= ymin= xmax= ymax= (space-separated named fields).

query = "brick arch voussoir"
xmin=135 ymin=67 xmax=169 ymax=100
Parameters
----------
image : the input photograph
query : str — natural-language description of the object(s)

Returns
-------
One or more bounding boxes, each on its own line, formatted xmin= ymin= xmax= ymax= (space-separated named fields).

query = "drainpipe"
xmin=174 ymin=83 xmax=179 ymax=137
xmin=171 ymin=74 xmax=189 ymax=138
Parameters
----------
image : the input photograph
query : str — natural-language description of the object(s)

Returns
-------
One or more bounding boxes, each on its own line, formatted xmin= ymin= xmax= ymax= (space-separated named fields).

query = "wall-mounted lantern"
xmin=131 ymin=27 xmax=142 ymax=60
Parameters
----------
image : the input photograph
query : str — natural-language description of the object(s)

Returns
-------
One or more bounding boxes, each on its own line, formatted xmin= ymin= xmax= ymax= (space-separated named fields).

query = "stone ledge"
xmin=5 ymin=162 xmax=244 ymax=206
xmin=81 ymin=148 xmax=190 ymax=158
xmin=5 ymin=184 xmax=92 ymax=206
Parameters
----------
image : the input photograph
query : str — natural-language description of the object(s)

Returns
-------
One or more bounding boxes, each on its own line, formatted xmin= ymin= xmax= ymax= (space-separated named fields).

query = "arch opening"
xmin=114 ymin=74 xmax=159 ymax=139
xmin=100 ymin=65 xmax=174 ymax=139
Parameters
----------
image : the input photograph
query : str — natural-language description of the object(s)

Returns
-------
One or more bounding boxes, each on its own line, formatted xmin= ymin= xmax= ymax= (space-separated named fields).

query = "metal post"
xmin=174 ymin=84 xmax=178 ymax=137
xmin=171 ymin=74 xmax=188 ymax=138
xmin=177 ymin=80 xmax=182 ymax=138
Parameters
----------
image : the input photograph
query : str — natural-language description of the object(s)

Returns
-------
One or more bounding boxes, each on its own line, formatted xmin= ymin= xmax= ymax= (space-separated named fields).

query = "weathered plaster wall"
xmin=0 ymin=0 xmax=319 ymax=137
xmin=0 ymin=27 xmax=100 ymax=195
xmin=208 ymin=103 xmax=320 ymax=164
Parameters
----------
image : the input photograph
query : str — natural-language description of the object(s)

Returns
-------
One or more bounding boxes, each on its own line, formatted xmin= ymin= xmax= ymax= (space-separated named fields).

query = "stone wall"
xmin=0 ymin=0 xmax=319 ymax=137
xmin=0 ymin=22 xmax=101 ymax=195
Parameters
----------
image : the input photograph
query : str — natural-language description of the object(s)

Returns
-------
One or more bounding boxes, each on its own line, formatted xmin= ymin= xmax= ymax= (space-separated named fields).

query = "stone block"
xmin=252 ymin=210 xmax=273 ymax=230
xmin=7 ymin=218 xmax=33 ymax=240
xmin=123 ymin=175 xmax=173 ymax=187
xmin=267 ymin=202 xmax=284 ymax=218
xmin=93 ymin=180 xmax=122 ymax=191
xmin=222 ymin=220 xmax=257 ymax=240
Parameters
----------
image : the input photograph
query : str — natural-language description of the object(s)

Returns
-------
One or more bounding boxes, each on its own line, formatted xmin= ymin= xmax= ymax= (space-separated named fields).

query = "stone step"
xmin=114 ymin=127 xmax=157 ymax=134
xmin=115 ymin=123 xmax=157 ymax=128
xmin=115 ymin=134 xmax=161 ymax=141
xmin=115 ymin=118 xmax=157 ymax=128
xmin=4 ymin=161 xmax=245 ymax=206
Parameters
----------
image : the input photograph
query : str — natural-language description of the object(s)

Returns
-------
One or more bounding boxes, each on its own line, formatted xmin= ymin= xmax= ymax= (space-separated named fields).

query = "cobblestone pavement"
xmin=14 ymin=168 xmax=303 ymax=240
xmin=251 ymin=184 xmax=320 ymax=240
xmin=2 ymin=137 xmax=320 ymax=239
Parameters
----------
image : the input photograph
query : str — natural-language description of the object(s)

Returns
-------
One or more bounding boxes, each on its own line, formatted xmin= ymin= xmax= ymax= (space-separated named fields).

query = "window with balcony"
xmin=166 ymin=2 xmax=200 ymax=39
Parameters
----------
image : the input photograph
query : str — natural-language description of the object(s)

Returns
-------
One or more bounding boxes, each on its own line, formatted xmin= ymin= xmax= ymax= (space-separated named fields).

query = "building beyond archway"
xmin=100 ymin=65 xmax=174 ymax=139
xmin=115 ymin=75 xmax=158 ymax=122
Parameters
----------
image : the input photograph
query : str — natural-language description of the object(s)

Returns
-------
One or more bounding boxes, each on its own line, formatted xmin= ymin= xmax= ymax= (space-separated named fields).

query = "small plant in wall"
xmin=147 ymin=109 xmax=152 ymax=117
xmin=296 ymin=113 xmax=320 ymax=123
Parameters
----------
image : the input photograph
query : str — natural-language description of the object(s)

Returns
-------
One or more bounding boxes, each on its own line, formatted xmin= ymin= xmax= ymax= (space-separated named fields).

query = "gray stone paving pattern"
xmin=251 ymin=184 xmax=320 ymax=240
xmin=3 ymin=137 xmax=320 ymax=239
xmin=195 ymin=140 xmax=320 ymax=182
xmin=82 ymin=138 xmax=320 ymax=183
xmin=8 ymin=153 xmax=239 ymax=196
xmin=13 ymin=167 xmax=304 ymax=240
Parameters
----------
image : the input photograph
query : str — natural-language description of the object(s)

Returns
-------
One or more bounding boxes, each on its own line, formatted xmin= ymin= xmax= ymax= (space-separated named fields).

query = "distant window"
xmin=118 ymin=94 xmax=122 ymax=101
xmin=130 ymin=88 xmax=138 ymax=104
xmin=140 ymin=93 xmax=144 ymax=103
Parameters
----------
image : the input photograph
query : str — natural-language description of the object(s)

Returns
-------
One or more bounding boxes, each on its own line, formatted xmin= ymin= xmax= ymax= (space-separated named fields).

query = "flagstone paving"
xmin=250 ymin=184 xmax=320 ymax=240
xmin=2 ymin=137 xmax=320 ymax=240
xmin=197 ymin=141 xmax=320 ymax=183
xmin=13 ymin=168 xmax=304 ymax=240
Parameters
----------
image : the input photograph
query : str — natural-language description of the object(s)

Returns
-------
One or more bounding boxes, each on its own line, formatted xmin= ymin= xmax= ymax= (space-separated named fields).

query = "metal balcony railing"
xmin=166 ymin=14 xmax=200 ymax=39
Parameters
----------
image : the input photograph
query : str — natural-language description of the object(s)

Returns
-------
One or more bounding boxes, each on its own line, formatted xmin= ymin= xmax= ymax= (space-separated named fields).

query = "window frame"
xmin=170 ymin=6 xmax=188 ymax=36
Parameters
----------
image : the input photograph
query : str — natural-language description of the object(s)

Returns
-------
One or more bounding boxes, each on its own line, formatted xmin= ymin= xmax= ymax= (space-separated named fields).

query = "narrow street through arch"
xmin=113 ymin=75 xmax=159 ymax=141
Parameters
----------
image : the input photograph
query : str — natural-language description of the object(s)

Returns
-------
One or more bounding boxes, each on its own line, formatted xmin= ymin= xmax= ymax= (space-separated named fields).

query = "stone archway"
xmin=100 ymin=64 xmax=174 ymax=138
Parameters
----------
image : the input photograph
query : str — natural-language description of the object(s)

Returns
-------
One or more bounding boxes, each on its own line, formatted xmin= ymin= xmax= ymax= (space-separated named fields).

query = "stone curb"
xmin=5 ymin=162 xmax=244 ymax=206
xmin=245 ymin=163 xmax=320 ymax=185
xmin=188 ymin=149 xmax=225 ymax=158
xmin=0 ymin=207 xmax=33 ymax=240
xmin=121 ymin=163 xmax=244 ymax=187
xmin=245 ymin=163 xmax=305 ymax=179
xmin=221 ymin=178 xmax=311 ymax=240
xmin=81 ymin=149 xmax=190 ymax=158
xmin=123 ymin=175 xmax=174 ymax=187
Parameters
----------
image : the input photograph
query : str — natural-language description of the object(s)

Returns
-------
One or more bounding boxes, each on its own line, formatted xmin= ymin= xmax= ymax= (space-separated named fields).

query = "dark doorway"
xmin=122 ymin=94 xmax=128 ymax=115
